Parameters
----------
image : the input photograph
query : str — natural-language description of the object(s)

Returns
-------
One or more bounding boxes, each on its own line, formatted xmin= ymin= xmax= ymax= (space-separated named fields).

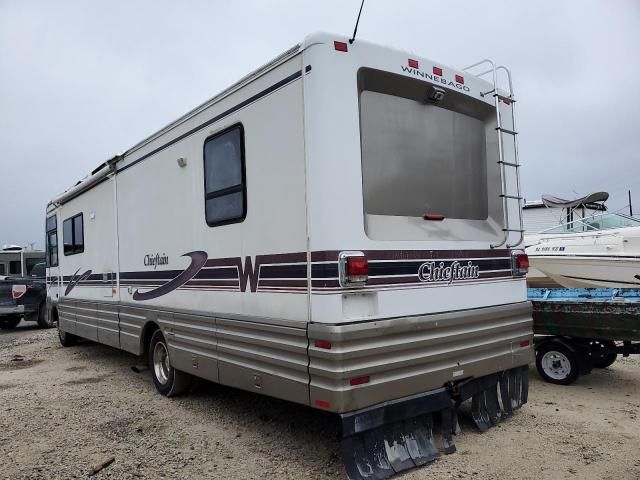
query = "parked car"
xmin=0 ymin=262 xmax=50 ymax=329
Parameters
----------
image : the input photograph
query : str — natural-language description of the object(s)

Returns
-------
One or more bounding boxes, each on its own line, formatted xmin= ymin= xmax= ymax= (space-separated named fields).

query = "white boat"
xmin=526 ymin=212 xmax=640 ymax=288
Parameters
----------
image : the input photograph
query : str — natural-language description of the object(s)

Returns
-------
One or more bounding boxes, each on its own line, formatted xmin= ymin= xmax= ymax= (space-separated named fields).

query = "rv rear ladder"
xmin=463 ymin=60 xmax=524 ymax=249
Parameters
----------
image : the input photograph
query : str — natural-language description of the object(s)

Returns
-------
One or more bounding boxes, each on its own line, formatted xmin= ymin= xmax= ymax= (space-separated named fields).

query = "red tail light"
xmin=512 ymin=251 xmax=529 ymax=276
xmin=12 ymin=285 xmax=27 ymax=300
xmin=339 ymin=252 xmax=368 ymax=287
xmin=347 ymin=256 xmax=368 ymax=277
xmin=423 ymin=213 xmax=445 ymax=221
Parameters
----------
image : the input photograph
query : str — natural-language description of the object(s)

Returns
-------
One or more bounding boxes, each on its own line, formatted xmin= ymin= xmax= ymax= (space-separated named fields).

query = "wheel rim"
xmin=153 ymin=341 xmax=170 ymax=385
xmin=541 ymin=350 xmax=571 ymax=380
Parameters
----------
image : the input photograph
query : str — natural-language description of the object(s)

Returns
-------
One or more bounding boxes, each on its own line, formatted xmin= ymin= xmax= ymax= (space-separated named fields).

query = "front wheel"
xmin=58 ymin=327 xmax=78 ymax=347
xmin=148 ymin=330 xmax=192 ymax=397
xmin=536 ymin=341 xmax=580 ymax=385
xmin=0 ymin=316 xmax=21 ymax=330
xmin=37 ymin=301 xmax=54 ymax=329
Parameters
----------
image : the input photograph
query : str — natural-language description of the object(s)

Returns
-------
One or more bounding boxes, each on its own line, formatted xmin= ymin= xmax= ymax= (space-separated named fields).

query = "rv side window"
xmin=63 ymin=213 xmax=84 ymax=255
xmin=46 ymin=215 xmax=58 ymax=267
xmin=203 ymin=125 xmax=246 ymax=227
xmin=0 ymin=264 xmax=4 ymax=276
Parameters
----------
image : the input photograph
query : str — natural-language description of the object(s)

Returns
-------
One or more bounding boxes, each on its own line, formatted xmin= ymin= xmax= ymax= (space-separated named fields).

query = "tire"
xmin=148 ymin=329 xmax=192 ymax=397
xmin=536 ymin=341 xmax=580 ymax=385
xmin=36 ymin=301 xmax=54 ymax=329
xmin=0 ymin=316 xmax=21 ymax=330
xmin=590 ymin=340 xmax=617 ymax=369
xmin=58 ymin=327 xmax=78 ymax=347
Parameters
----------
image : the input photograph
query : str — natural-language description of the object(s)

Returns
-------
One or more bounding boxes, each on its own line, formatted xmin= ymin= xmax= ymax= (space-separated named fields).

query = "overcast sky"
xmin=1 ymin=0 xmax=639 ymax=248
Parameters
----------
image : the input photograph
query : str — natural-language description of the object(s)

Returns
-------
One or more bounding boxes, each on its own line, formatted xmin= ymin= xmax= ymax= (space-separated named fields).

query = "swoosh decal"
xmin=133 ymin=251 xmax=208 ymax=301
xmin=65 ymin=268 xmax=93 ymax=295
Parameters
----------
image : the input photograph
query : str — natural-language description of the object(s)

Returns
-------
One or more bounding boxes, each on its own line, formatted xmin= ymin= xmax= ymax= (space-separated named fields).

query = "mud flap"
xmin=340 ymin=388 xmax=450 ymax=480
xmin=340 ymin=366 xmax=529 ymax=480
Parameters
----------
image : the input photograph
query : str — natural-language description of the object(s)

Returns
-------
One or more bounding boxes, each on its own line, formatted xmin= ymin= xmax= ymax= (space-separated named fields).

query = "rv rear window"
xmin=358 ymin=68 xmax=491 ymax=221
xmin=63 ymin=213 xmax=84 ymax=255
xmin=203 ymin=125 xmax=246 ymax=227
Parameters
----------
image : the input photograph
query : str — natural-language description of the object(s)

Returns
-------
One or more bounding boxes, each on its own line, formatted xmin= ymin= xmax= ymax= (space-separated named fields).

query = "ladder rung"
xmin=500 ymin=195 xmax=523 ymax=199
xmin=494 ymin=93 xmax=516 ymax=104
xmin=502 ymin=229 xmax=525 ymax=232
xmin=498 ymin=161 xmax=520 ymax=167
xmin=496 ymin=127 xmax=518 ymax=135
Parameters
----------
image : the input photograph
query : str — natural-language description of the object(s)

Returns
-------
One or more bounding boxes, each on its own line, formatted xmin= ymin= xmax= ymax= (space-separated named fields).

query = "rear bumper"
xmin=308 ymin=302 xmax=533 ymax=413
xmin=0 ymin=304 xmax=24 ymax=316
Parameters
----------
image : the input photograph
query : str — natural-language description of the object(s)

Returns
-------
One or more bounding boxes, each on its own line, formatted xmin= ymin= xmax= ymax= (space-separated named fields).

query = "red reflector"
xmin=423 ymin=213 xmax=445 ymax=221
xmin=315 ymin=399 xmax=331 ymax=409
xmin=334 ymin=41 xmax=348 ymax=52
xmin=455 ymin=74 xmax=464 ymax=84
xmin=408 ymin=58 xmax=419 ymax=68
xmin=433 ymin=66 xmax=443 ymax=76
xmin=347 ymin=256 xmax=368 ymax=277
xmin=314 ymin=339 xmax=332 ymax=350
xmin=520 ymin=340 xmax=531 ymax=348
xmin=349 ymin=376 xmax=370 ymax=386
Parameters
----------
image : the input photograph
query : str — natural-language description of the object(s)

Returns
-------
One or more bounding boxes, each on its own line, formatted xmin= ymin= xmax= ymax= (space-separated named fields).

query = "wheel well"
xmin=141 ymin=322 xmax=161 ymax=358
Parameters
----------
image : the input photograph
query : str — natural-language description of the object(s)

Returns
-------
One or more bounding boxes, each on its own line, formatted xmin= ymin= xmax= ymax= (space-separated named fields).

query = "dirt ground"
xmin=1 ymin=321 xmax=639 ymax=480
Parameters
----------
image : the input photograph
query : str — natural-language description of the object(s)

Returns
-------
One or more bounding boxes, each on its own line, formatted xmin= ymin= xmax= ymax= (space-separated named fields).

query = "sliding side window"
xmin=203 ymin=125 xmax=246 ymax=227
xmin=63 ymin=213 xmax=84 ymax=255
xmin=46 ymin=215 xmax=58 ymax=267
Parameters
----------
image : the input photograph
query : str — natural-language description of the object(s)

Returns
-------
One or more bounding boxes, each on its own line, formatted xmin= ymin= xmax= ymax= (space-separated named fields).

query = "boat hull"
xmin=529 ymin=255 xmax=640 ymax=288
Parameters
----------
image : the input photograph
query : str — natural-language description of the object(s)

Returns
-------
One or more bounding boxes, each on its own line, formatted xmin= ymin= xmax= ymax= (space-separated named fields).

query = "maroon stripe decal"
xmin=133 ymin=251 xmax=208 ymax=301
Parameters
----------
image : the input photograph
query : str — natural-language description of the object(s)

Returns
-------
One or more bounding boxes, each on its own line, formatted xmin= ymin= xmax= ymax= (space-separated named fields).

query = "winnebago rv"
xmin=46 ymin=33 xmax=533 ymax=479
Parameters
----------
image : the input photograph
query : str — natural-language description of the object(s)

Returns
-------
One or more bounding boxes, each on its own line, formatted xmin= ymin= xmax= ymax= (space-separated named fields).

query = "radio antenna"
xmin=348 ymin=0 xmax=365 ymax=44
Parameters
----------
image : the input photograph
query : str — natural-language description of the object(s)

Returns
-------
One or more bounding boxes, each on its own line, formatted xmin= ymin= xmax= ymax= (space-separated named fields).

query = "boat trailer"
xmin=529 ymin=287 xmax=640 ymax=385
xmin=340 ymin=366 xmax=528 ymax=479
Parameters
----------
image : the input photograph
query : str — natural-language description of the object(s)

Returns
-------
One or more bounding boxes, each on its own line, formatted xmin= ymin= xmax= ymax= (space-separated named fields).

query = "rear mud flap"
xmin=340 ymin=366 xmax=528 ymax=480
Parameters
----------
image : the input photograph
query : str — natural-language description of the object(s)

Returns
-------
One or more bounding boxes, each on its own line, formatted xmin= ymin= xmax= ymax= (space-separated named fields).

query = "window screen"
xmin=63 ymin=213 xmax=84 ymax=255
xmin=203 ymin=125 xmax=246 ymax=226
xmin=358 ymin=68 xmax=491 ymax=221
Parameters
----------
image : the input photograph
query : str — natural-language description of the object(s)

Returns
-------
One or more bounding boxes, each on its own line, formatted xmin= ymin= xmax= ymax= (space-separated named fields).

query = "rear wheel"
xmin=590 ymin=340 xmax=617 ymax=368
xmin=148 ymin=330 xmax=191 ymax=397
xmin=0 ymin=316 xmax=21 ymax=330
xmin=536 ymin=341 xmax=580 ymax=385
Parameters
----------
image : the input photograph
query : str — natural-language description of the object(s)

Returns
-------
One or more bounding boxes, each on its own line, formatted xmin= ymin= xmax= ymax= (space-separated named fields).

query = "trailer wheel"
xmin=149 ymin=330 xmax=191 ymax=397
xmin=536 ymin=341 xmax=580 ymax=385
xmin=0 ymin=316 xmax=21 ymax=330
xmin=590 ymin=340 xmax=617 ymax=369
xmin=58 ymin=327 xmax=78 ymax=347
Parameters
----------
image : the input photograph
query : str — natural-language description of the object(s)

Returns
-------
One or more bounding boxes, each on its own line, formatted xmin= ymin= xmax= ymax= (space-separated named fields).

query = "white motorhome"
xmin=46 ymin=33 xmax=533 ymax=479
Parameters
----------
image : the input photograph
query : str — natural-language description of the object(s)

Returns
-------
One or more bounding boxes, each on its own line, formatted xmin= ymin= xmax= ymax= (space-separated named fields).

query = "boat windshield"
xmin=542 ymin=213 xmax=640 ymax=234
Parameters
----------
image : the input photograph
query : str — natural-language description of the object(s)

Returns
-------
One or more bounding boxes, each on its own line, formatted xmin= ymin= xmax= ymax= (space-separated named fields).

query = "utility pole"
xmin=629 ymin=190 xmax=634 ymax=216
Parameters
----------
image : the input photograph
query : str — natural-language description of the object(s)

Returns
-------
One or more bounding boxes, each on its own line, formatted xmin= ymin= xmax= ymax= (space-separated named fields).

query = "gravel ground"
xmin=1 ymin=321 xmax=639 ymax=480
